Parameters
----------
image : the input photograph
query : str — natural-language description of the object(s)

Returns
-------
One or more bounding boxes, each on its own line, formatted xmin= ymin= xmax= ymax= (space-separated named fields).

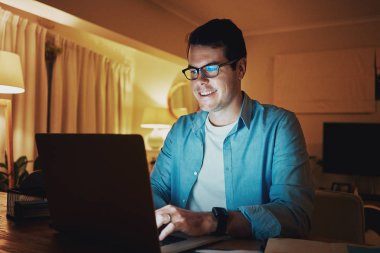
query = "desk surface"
xmin=0 ymin=192 xmax=261 ymax=253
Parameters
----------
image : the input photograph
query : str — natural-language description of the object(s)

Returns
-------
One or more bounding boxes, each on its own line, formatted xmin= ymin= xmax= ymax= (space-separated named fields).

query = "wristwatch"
xmin=211 ymin=207 xmax=229 ymax=235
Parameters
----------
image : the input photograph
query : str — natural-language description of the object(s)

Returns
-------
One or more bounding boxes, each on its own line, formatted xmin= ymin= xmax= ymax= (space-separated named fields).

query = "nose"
xmin=197 ymin=70 xmax=209 ymax=84
xmin=191 ymin=74 xmax=208 ymax=88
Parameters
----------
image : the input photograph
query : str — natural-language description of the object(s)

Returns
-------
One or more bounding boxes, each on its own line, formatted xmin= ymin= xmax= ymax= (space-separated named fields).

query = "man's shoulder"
xmin=254 ymin=100 xmax=294 ymax=119
xmin=248 ymin=100 xmax=299 ymax=131
xmin=242 ymin=92 xmax=294 ymax=121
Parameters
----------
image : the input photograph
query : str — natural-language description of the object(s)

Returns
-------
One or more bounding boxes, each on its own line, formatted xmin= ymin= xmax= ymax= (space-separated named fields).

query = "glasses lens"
xmin=203 ymin=65 xmax=219 ymax=78
xmin=184 ymin=68 xmax=198 ymax=80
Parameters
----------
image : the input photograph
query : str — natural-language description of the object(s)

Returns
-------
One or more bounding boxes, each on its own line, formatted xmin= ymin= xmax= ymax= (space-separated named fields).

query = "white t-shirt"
xmin=187 ymin=116 xmax=237 ymax=211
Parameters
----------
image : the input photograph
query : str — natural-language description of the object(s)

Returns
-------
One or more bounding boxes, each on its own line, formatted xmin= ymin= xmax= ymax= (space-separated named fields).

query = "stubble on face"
xmin=188 ymin=45 xmax=242 ymax=124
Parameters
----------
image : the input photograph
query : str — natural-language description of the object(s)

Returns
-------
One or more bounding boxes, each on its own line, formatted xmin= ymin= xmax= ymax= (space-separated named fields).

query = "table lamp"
xmin=0 ymin=51 xmax=25 ymax=189
xmin=141 ymin=107 xmax=175 ymax=150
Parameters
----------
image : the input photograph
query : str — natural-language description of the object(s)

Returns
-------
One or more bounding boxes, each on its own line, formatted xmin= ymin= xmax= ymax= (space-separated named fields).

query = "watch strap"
xmin=211 ymin=207 xmax=228 ymax=235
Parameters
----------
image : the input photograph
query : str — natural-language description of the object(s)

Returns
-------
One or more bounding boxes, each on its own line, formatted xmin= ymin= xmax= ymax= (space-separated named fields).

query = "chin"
xmin=199 ymin=105 xmax=217 ymax=112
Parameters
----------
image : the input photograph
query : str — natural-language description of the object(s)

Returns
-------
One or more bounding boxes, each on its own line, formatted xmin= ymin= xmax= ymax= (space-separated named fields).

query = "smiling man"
xmin=151 ymin=19 xmax=314 ymax=241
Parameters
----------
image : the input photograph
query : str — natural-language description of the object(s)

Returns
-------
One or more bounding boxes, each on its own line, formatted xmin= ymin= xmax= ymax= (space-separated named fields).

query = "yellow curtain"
xmin=0 ymin=8 xmax=48 ymax=164
xmin=49 ymin=34 xmax=133 ymax=134
xmin=0 ymin=7 xmax=133 ymax=167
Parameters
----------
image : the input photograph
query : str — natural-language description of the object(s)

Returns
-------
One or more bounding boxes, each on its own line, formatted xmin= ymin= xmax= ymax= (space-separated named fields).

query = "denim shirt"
xmin=150 ymin=92 xmax=314 ymax=240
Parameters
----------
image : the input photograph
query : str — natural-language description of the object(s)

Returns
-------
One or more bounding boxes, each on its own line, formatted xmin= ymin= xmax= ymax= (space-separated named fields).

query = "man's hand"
xmin=155 ymin=205 xmax=216 ymax=241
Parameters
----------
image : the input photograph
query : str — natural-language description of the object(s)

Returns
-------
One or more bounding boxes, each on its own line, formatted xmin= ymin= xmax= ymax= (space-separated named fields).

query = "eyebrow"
xmin=187 ymin=61 xmax=220 ymax=69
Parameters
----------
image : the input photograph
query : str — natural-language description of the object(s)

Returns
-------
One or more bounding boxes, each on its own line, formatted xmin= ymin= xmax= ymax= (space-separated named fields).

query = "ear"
xmin=237 ymin=58 xmax=247 ymax=80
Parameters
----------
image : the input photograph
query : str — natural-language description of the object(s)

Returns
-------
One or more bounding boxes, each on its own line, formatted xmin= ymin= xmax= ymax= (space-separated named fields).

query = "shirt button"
xmin=194 ymin=171 xmax=198 ymax=176
xmin=182 ymin=199 xmax=186 ymax=203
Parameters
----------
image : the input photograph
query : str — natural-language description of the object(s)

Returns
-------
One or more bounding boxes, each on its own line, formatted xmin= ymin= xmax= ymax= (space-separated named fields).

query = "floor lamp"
xmin=0 ymin=51 xmax=25 ymax=189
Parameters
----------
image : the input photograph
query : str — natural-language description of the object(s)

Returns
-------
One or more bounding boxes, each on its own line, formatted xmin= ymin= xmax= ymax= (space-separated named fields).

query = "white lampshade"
xmin=141 ymin=107 xmax=175 ymax=149
xmin=141 ymin=107 xmax=175 ymax=129
xmin=0 ymin=51 xmax=25 ymax=94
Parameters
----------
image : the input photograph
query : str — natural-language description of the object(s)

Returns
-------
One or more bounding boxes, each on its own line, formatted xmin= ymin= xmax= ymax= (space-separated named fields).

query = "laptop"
xmin=35 ymin=134 xmax=227 ymax=253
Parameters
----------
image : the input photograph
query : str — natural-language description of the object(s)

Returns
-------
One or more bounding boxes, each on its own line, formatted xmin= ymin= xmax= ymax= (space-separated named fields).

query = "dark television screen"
xmin=322 ymin=122 xmax=380 ymax=176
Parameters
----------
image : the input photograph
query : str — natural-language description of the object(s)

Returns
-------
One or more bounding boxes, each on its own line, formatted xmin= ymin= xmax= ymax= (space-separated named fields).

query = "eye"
xmin=187 ymin=68 xmax=198 ymax=79
xmin=204 ymin=65 xmax=218 ymax=73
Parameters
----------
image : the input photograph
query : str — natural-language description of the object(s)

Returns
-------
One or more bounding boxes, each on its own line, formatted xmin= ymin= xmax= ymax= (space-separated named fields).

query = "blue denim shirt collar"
xmin=240 ymin=91 xmax=254 ymax=129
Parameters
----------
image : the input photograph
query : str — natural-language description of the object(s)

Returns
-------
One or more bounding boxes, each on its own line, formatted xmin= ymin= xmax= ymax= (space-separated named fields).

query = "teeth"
xmin=200 ymin=90 xmax=215 ymax=96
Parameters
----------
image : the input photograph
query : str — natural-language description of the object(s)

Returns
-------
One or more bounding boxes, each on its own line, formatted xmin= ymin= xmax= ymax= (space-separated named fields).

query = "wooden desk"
xmin=0 ymin=192 xmax=262 ymax=252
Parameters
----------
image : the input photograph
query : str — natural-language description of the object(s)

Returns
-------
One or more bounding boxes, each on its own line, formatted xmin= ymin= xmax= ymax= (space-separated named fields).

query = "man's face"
xmin=187 ymin=45 xmax=242 ymax=114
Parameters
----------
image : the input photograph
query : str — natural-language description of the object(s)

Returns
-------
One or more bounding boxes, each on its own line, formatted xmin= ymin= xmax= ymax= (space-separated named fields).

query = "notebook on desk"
xmin=35 ymin=133 xmax=227 ymax=253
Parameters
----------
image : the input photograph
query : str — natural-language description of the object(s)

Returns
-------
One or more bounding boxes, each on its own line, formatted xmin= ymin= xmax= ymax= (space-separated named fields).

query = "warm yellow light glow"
xmin=141 ymin=123 xmax=171 ymax=129
xmin=141 ymin=107 xmax=175 ymax=129
xmin=0 ymin=85 xmax=24 ymax=94
xmin=0 ymin=0 xmax=80 ymax=27
xmin=141 ymin=107 xmax=175 ymax=149
xmin=173 ymin=107 xmax=188 ymax=117
xmin=0 ymin=51 xmax=24 ymax=94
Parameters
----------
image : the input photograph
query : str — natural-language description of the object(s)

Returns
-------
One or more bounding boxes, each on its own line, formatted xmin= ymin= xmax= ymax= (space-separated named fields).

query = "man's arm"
xmin=238 ymin=112 xmax=314 ymax=240
xmin=150 ymin=126 xmax=175 ymax=209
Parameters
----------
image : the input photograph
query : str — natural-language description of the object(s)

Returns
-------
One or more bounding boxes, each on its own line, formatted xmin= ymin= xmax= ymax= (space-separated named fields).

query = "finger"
xmin=155 ymin=205 xmax=171 ymax=218
xmin=155 ymin=213 xmax=172 ymax=228
xmin=159 ymin=222 xmax=176 ymax=241
xmin=155 ymin=213 xmax=165 ymax=228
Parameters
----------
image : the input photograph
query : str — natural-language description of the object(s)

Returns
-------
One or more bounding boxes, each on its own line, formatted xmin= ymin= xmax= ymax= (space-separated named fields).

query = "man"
xmin=151 ymin=19 xmax=314 ymax=241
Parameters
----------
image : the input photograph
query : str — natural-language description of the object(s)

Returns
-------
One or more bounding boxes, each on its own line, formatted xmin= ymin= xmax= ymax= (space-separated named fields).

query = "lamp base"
xmin=147 ymin=133 xmax=164 ymax=150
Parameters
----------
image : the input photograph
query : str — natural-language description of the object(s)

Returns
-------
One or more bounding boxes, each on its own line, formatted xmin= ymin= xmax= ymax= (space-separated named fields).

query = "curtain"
xmin=0 ymin=8 xmax=48 ymax=163
xmin=0 ymin=7 xmax=133 ymax=170
xmin=49 ymin=34 xmax=132 ymax=134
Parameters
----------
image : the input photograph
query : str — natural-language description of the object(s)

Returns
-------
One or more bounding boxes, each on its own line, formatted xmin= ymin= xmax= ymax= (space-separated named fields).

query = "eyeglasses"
xmin=182 ymin=59 xmax=238 ymax=80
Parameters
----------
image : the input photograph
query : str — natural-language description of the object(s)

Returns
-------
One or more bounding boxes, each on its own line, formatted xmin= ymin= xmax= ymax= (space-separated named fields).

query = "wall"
xmin=132 ymin=51 xmax=184 ymax=141
xmin=243 ymin=20 xmax=380 ymax=194
xmin=36 ymin=0 xmax=193 ymax=59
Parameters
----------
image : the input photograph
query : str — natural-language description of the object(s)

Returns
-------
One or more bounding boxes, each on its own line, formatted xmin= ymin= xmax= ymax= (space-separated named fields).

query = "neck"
xmin=208 ymin=92 xmax=243 ymax=127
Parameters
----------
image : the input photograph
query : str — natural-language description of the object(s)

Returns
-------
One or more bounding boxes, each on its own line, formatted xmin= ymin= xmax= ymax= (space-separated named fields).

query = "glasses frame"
xmin=182 ymin=59 xmax=239 ymax=80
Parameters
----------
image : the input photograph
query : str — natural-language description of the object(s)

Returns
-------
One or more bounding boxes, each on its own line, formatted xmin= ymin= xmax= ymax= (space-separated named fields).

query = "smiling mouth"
xmin=199 ymin=89 xmax=216 ymax=96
